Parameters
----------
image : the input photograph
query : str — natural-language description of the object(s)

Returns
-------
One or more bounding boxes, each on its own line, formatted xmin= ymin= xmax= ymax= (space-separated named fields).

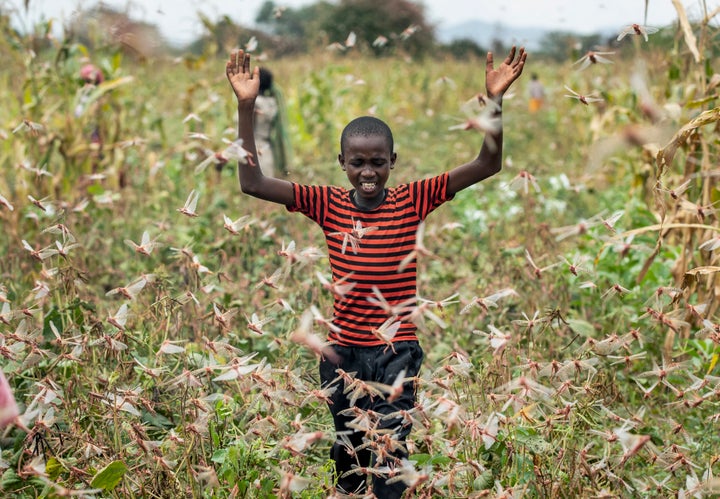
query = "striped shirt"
xmin=288 ymin=173 xmax=454 ymax=346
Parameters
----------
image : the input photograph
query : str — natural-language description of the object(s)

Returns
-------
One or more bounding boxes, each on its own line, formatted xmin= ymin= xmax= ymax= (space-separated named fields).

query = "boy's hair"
xmin=259 ymin=67 xmax=273 ymax=95
xmin=340 ymin=116 xmax=394 ymax=154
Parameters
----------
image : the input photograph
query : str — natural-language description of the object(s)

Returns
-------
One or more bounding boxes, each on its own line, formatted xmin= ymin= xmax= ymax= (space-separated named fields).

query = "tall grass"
xmin=0 ymin=10 xmax=719 ymax=498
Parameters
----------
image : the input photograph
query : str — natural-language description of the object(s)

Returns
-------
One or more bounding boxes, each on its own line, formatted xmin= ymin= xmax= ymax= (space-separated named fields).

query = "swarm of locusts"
xmin=1 ymin=6 xmax=719 ymax=499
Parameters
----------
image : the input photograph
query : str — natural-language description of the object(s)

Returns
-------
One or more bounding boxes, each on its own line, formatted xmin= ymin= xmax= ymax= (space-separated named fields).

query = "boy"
xmin=226 ymin=47 xmax=526 ymax=497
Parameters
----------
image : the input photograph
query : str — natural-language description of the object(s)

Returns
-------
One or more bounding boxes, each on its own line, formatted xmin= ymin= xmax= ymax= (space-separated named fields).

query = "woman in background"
xmin=254 ymin=67 xmax=292 ymax=177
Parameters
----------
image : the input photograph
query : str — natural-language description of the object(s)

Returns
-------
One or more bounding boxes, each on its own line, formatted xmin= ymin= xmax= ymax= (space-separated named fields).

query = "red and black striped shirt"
xmin=288 ymin=173 xmax=454 ymax=346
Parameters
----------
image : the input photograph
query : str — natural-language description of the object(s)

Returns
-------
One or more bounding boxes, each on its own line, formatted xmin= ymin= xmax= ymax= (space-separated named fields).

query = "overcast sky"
xmin=5 ymin=0 xmax=714 ymax=46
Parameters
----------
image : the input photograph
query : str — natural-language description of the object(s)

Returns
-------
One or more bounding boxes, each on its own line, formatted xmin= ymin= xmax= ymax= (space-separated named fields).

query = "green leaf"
xmin=409 ymin=453 xmax=431 ymax=466
xmin=430 ymin=455 xmax=452 ymax=466
xmin=211 ymin=448 xmax=228 ymax=465
xmin=87 ymin=184 xmax=105 ymax=196
xmin=473 ymin=470 xmax=493 ymax=490
xmin=515 ymin=429 xmax=553 ymax=455
xmin=1 ymin=468 xmax=21 ymax=489
xmin=46 ymin=457 xmax=64 ymax=480
xmin=142 ymin=410 xmax=174 ymax=429
xmin=90 ymin=460 xmax=127 ymax=491
xmin=43 ymin=307 xmax=62 ymax=341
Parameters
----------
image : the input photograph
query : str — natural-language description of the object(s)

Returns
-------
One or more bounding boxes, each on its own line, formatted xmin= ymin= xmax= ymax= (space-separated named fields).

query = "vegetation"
xmin=0 ymin=2 xmax=719 ymax=498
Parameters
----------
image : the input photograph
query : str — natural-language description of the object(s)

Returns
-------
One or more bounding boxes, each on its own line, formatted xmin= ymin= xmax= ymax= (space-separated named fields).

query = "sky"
xmin=5 ymin=0 xmax=713 ymax=46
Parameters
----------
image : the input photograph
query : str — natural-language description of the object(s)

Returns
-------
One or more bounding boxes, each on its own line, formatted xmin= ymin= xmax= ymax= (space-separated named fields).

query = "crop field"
xmin=0 ymin=6 xmax=719 ymax=499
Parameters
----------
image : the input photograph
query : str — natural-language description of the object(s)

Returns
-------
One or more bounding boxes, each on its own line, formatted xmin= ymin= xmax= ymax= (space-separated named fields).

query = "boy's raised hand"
xmin=226 ymin=50 xmax=260 ymax=104
xmin=485 ymin=46 xmax=527 ymax=99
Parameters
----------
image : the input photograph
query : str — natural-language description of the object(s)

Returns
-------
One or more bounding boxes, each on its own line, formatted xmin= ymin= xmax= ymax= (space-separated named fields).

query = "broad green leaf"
xmin=90 ymin=460 xmax=127 ymax=491
xmin=211 ymin=449 xmax=228 ymax=464
xmin=409 ymin=453 xmax=431 ymax=466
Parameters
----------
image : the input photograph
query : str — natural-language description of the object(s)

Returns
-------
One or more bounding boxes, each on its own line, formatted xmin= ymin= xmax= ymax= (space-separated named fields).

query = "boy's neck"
xmin=352 ymin=189 xmax=386 ymax=211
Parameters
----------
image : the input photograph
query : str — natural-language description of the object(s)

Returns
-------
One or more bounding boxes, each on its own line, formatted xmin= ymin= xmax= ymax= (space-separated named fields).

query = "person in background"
xmin=254 ymin=67 xmax=291 ymax=177
xmin=75 ymin=63 xmax=105 ymax=172
xmin=528 ymin=72 xmax=545 ymax=113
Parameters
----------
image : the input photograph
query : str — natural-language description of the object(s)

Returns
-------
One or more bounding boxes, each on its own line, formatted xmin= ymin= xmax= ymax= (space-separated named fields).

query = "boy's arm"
xmin=226 ymin=50 xmax=295 ymax=206
xmin=447 ymin=46 xmax=526 ymax=195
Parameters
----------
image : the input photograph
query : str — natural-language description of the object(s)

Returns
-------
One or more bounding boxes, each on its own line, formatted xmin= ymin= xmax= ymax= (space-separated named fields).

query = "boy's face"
xmin=338 ymin=134 xmax=396 ymax=203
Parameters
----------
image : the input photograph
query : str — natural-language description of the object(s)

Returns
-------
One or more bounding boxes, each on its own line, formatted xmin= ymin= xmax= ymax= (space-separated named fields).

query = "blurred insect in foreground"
xmin=564 ymin=86 xmax=603 ymax=105
xmin=317 ymin=271 xmax=356 ymax=299
xmin=194 ymin=139 xmax=251 ymax=174
xmin=289 ymin=309 xmax=341 ymax=363
xmin=617 ymin=23 xmax=659 ymax=42
xmin=12 ymin=119 xmax=44 ymax=137
xmin=449 ymin=95 xmax=502 ymax=150
xmin=573 ymin=50 xmax=615 ymax=71
xmin=245 ymin=36 xmax=258 ymax=52
xmin=0 ymin=192 xmax=13 ymax=211
xmin=507 ymin=170 xmax=540 ymax=195
xmin=398 ymin=221 xmax=435 ymax=272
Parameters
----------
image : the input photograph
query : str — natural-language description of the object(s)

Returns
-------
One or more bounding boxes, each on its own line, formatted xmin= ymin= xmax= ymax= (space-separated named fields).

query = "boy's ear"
xmin=338 ymin=154 xmax=345 ymax=170
xmin=390 ymin=152 xmax=397 ymax=168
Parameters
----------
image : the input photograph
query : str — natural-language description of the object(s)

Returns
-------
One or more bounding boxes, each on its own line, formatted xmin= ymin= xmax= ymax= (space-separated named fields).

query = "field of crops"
xmin=1 ymin=8 xmax=719 ymax=498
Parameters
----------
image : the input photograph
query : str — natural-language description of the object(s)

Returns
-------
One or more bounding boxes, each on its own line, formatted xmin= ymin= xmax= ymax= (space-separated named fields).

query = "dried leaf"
xmin=671 ymin=0 xmax=701 ymax=63
xmin=656 ymin=107 xmax=720 ymax=176
xmin=685 ymin=266 xmax=720 ymax=276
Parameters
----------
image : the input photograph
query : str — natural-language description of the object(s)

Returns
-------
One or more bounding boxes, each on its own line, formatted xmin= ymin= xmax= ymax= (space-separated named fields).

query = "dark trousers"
xmin=319 ymin=341 xmax=424 ymax=498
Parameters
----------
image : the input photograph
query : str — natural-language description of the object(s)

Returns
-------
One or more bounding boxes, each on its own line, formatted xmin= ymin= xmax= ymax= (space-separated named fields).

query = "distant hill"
xmin=437 ymin=19 xmax=617 ymax=51
xmin=437 ymin=20 xmax=545 ymax=50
